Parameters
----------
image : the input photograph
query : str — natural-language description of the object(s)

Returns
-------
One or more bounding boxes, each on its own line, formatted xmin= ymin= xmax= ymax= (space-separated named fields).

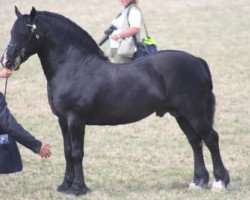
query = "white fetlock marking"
xmin=188 ymin=182 xmax=202 ymax=190
xmin=211 ymin=180 xmax=225 ymax=192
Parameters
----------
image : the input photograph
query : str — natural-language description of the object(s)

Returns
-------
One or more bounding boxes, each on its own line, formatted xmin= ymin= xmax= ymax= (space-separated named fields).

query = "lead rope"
xmin=4 ymin=78 xmax=8 ymax=98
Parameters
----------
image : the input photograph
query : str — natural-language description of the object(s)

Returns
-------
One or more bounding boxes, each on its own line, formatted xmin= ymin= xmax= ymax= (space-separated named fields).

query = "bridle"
xmin=27 ymin=23 xmax=40 ymax=39
xmin=1 ymin=23 xmax=40 ymax=69
xmin=2 ymin=23 xmax=40 ymax=97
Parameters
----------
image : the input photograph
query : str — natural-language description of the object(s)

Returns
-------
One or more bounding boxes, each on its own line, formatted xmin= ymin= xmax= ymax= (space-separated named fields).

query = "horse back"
xmin=150 ymin=50 xmax=211 ymax=92
xmin=131 ymin=50 xmax=212 ymax=114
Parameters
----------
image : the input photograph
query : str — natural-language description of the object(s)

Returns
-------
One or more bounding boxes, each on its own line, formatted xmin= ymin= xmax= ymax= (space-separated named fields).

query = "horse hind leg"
xmin=175 ymin=115 xmax=209 ymax=189
xmin=188 ymin=114 xmax=230 ymax=191
xmin=205 ymin=128 xmax=230 ymax=191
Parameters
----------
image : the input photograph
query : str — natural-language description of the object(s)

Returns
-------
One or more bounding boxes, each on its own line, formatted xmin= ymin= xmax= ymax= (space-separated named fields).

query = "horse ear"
xmin=15 ymin=6 xmax=22 ymax=18
xmin=30 ymin=7 xmax=37 ymax=21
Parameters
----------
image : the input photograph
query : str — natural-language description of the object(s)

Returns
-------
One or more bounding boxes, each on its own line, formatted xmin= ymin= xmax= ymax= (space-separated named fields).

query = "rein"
xmin=4 ymin=78 xmax=8 ymax=98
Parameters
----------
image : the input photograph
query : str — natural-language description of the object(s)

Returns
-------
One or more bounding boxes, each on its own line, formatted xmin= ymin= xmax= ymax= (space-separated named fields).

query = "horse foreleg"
xmin=175 ymin=115 xmax=209 ymax=189
xmin=57 ymin=117 xmax=74 ymax=193
xmin=66 ymin=114 xmax=90 ymax=196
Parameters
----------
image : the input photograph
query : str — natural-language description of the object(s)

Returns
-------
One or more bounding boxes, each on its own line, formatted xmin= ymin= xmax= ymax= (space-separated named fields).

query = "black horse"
xmin=1 ymin=7 xmax=229 ymax=195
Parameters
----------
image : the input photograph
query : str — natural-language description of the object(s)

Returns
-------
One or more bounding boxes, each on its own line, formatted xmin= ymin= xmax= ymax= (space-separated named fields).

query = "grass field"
xmin=0 ymin=0 xmax=249 ymax=199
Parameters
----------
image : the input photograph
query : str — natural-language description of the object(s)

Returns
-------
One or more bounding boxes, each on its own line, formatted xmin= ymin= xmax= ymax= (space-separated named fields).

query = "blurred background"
xmin=0 ymin=1 xmax=249 ymax=199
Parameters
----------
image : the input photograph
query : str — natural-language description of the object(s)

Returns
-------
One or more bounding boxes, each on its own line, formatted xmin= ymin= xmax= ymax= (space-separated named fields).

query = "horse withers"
xmin=1 ymin=7 xmax=230 ymax=196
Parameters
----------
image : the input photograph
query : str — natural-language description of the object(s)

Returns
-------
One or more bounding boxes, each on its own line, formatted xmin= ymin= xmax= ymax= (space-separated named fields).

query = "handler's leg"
xmin=175 ymin=115 xmax=209 ymax=189
xmin=57 ymin=117 xmax=74 ymax=192
xmin=66 ymin=114 xmax=89 ymax=196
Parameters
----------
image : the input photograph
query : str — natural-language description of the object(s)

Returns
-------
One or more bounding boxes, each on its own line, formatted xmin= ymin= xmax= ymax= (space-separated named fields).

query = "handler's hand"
xmin=39 ymin=143 xmax=51 ymax=158
xmin=0 ymin=68 xmax=12 ymax=78
xmin=110 ymin=34 xmax=121 ymax=40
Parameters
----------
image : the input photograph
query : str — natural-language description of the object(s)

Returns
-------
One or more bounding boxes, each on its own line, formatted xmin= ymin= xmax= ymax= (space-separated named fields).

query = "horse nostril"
xmin=2 ymin=58 xmax=10 ymax=67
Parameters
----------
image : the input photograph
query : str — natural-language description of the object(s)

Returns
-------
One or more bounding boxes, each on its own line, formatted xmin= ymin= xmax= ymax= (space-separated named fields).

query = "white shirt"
xmin=109 ymin=5 xmax=142 ymax=48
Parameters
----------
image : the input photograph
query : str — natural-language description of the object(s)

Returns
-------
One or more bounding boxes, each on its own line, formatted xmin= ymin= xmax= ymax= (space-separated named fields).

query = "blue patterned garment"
xmin=0 ymin=134 xmax=9 ymax=145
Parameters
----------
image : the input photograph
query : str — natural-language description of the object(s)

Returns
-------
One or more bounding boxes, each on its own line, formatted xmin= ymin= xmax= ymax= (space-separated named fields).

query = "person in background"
xmin=109 ymin=0 xmax=142 ymax=63
xmin=0 ymin=68 xmax=51 ymax=158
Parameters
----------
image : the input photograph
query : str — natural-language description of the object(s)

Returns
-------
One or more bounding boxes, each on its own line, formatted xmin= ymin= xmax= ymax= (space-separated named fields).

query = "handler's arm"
xmin=0 ymin=93 xmax=42 ymax=153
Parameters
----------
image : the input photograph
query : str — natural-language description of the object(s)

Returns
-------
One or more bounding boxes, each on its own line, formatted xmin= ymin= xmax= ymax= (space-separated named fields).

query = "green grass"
xmin=0 ymin=0 xmax=249 ymax=199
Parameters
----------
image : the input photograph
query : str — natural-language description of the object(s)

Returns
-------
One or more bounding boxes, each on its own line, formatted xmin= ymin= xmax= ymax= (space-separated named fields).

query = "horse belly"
xmin=86 ymin=96 xmax=161 ymax=125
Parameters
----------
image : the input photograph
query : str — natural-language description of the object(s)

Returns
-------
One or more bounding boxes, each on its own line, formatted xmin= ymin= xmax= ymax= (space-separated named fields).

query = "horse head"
xmin=1 ymin=7 xmax=41 ymax=70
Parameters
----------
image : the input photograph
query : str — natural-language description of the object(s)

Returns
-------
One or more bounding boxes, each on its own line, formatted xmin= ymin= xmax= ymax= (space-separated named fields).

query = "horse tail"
xmin=207 ymin=88 xmax=216 ymax=126
xmin=199 ymin=58 xmax=215 ymax=126
xmin=199 ymin=58 xmax=213 ymax=90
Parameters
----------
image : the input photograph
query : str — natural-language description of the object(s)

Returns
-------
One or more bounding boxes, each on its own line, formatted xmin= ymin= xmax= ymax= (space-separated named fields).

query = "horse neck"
xmin=36 ymin=13 xmax=107 ymax=80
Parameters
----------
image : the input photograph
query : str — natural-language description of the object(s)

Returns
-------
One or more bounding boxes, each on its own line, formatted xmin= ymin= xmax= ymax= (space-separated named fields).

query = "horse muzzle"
xmin=1 ymin=53 xmax=20 ymax=70
xmin=1 ymin=51 xmax=7 ymax=68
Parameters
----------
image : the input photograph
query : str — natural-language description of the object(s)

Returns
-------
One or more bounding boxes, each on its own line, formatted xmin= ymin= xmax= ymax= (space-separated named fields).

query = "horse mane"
xmin=36 ymin=11 xmax=109 ymax=61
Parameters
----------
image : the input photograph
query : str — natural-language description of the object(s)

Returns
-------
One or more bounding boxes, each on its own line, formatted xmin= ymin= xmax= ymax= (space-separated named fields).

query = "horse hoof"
xmin=57 ymin=181 xmax=73 ymax=193
xmin=211 ymin=180 xmax=225 ymax=192
xmin=188 ymin=178 xmax=208 ymax=190
xmin=66 ymin=183 xmax=90 ymax=196
xmin=188 ymin=182 xmax=203 ymax=190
